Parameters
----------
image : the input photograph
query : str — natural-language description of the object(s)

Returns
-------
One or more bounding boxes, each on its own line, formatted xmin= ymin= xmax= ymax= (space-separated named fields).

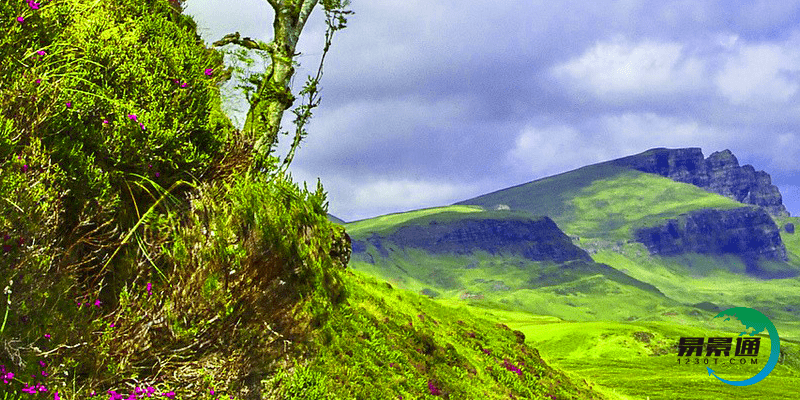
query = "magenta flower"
xmin=28 ymin=0 xmax=40 ymax=10
xmin=66 ymin=102 xmax=72 ymax=108
xmin=427 ymin=380 xmax=441 ymax=396
xmin=55 ymin=391 xmax=61 ymax=400
xmin=162 ymin=391 xmax=176 ymax=399
xmin=37 ymin=50 xmax=46 ymax=56
xmin=17 ymin=16 xmax=24 ymax=23
xmin=210 ymin=389 xmax=215 ymax=395
xmin=44 ymin=333 xmax=51 ymax=339
xmin=103 ymin=119 xmax=109 ymax=124
xmin=39 ymin=360 xmax=47 ymax=368
xmin=35 ymin=79 xmax=41 ymax=84
xmin=110 ymin=322 xmax=115 ymax=327
xmin=22 ymin=164 xmax=28 ymax=173
xmin=94 ymin=299 xmax=101 ymax=307
xmin=128 ymin=114 xmax=137 ymax=121
xmin=204 ymin=68 xmax=214 ymax=76
xmin=181 ymin=82 xmax=187 ymax=88
xmin=155 ymin=172 xmax=160 ymax=178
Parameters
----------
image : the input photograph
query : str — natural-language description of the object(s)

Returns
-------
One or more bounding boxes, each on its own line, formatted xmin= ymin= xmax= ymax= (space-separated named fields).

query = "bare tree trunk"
xmin=241 ymin=0 xmax=320 ymax=162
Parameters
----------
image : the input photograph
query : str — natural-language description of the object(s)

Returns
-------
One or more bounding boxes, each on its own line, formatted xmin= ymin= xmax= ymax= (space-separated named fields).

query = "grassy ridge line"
xmin=345 ymin=205 xmax=485 ymax=236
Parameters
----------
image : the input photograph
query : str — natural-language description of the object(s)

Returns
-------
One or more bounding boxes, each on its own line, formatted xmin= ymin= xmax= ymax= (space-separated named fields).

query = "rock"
xmin=634 ymin=207 xmax=790 ymax=275
xmin=380 ymin=216 xmax=593 ymax=263
xmin=786 ymin=223 xmax=795 ymax=234
xmin=611 ymin=148 xmax=789 ymax=217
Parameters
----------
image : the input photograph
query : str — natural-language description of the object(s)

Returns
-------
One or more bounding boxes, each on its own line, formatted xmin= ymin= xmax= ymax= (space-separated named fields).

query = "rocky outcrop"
xmin=611 ymin=148 xmax=789 ymax=217
xmin=351 ymin=216 xmax=593 ymax=264
xmin=633 ymin=207 xmax=789 ymax=274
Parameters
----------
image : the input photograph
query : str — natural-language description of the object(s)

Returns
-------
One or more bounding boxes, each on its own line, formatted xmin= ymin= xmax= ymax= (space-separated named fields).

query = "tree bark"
xmin=241 ymin=0 xmax=320 ymax=162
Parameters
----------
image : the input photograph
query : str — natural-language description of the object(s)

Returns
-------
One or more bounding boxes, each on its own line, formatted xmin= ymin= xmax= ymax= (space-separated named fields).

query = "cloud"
xmin=506 ymin=113 xmax=732 ymax=178
xmin=505 ymin=124 xmax=605 ymax=178
xmin=714 ymin=43 xmax=800 ymax=105
xmin=552 ymin=37 xmax=706 ymax=101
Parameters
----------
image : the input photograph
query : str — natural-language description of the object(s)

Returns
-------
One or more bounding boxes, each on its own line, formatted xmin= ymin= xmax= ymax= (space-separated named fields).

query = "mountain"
xmin=608 ymin=148 xmax=789 ymax=217
xmin=343 ymin=147 xmax=800 ymax=399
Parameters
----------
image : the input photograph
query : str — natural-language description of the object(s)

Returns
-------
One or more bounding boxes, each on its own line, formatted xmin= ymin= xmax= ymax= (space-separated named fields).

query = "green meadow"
xmin=346 ymin=159 xmax=800 ymax=400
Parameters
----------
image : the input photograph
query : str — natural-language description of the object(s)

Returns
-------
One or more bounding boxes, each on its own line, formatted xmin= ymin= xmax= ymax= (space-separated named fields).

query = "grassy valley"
xmin=344 ymin=156 xmax=800 ymax=399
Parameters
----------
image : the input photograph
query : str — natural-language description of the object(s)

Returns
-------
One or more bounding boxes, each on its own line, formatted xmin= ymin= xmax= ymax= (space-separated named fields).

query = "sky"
xmin=182 ymin=0 xmax=800 ymax=222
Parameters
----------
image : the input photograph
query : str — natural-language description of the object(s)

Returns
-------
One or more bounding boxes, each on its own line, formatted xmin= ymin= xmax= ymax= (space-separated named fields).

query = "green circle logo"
xmin=707 ymin=307 xmax=780 ymax=386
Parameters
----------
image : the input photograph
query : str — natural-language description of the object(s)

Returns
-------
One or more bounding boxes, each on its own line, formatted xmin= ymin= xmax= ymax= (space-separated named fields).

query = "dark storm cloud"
xmin=185 ymin=0 xmax=800 ymax=221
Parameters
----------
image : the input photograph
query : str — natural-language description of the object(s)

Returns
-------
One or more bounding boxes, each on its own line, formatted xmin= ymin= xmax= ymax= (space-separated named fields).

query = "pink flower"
xmin=37 ymin=50 xmax=46 ymax=56
xmin=181 ymin=82 xmax=187 ymax=88
xmin=35 ymin=79 xmax=41 ymax=84
xmin=28 ymin=0 xmax=40 ymax=10
xmin=94 ymin=299 xmax=101 ymax=307
xmin=66 ymin=102 xmax=72 ymax=108
xmin=204 ymin=68 xmax=214 ymax=76
xmin=44 ymin=333 xmax=51 ymax=339
xmin=22 ymin=164 xmax=29 ymax=173
xmin=155 ymin=172 xmax=160 ymax=178
xmin=17 ymin=16 xmax=24 ymax=23
xmin=128 ymin=114 xmax=137 ymax=121
xmin=55 ymin=391 xmax=61 ymax=400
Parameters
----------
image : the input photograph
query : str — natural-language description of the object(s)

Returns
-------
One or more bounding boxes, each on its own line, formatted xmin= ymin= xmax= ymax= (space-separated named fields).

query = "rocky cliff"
xmin=633 ymin=207 xmax=790 ymax=275
xmin=351 ymin=215 xmax=593 ymax=264
xmin=610 ymin=148 xmax=789 ymax=217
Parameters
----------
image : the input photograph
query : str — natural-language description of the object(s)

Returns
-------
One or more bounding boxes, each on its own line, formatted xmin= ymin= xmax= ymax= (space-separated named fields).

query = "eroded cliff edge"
xmin=610 ymin=148 xmax=789 ymax=217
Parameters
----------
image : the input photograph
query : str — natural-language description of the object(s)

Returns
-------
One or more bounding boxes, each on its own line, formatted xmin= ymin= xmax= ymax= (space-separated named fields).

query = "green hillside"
xmin=0 ymin=1 xmax=612 ymax=399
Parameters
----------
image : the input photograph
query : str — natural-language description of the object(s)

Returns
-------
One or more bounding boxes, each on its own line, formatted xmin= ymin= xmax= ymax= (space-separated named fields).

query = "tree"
xmin=212 ymin=0 xmax=352 ymax=174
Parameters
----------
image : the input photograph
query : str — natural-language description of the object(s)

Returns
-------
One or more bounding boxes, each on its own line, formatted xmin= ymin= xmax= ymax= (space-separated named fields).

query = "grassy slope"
xmin=345 ymin=161 xmax=800 ymax=399
xmin=275 ymin=269 xmax=607 ymax=400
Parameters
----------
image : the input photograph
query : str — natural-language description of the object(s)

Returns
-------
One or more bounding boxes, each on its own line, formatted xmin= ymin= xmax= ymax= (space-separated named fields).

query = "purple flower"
xmin=44 ymin=333 xmax=51 ymax=339
xmin=22 ymin=164 xmax=28 ymax=173
xmin=28 ymin=0 xmax=40 ymax=10
xmin=66 ymin=102 xmax=71 ymax=108
xmin=103 ymin=119 xmax=109 ymax=124
xmin=35 ymin=79 xmax=41 ymax=84
xmin=128 ymin=114 xmax=137 ymax=121
xmin=204 ymin=68 xmax=214 ymax=76
xmin=181 ymin=82 xmax=187 ymax=88
xmin=155 ymin=172 xmax=160 ymax=178
xmin=17 ymin=16 xmax=24 ymax=23
xmin=37 ymin=50 xmax=46 ymax=56
xmin=94 ymin=299 xmax=101 ymax=307
xmin=427 ymin=380 xmax=441 ymax=396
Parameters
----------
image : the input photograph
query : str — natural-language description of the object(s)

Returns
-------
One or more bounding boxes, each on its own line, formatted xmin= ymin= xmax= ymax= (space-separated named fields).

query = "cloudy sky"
xmin=183 ymin=0 xmax=800 ymax=222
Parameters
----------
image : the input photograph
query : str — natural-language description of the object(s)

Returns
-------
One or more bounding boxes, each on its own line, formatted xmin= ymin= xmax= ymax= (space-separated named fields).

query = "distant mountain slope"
xmin=453 ymin=148 xmax=796 ymax=278
xmin=609 ymin=148 xmax=789 ymax=217
xmin=345 ymin=206 xmax=676 ymax=322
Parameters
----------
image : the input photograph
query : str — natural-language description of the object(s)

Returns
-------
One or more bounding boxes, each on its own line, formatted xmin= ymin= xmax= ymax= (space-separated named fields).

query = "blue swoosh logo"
xmin=707 ymin=308 xmax=780 ymax=386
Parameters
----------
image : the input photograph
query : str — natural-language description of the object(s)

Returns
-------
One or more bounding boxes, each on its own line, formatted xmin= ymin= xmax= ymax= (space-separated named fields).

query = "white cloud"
xmin=505 ymin=125 xmax=606 ymax=177
xmin=506 ymin=114 xmax=732 ymax=178
xmin=714 ymin=43 xmax=800 ymax=105
xmin=552 ymin=38 xmax=706 ymax=100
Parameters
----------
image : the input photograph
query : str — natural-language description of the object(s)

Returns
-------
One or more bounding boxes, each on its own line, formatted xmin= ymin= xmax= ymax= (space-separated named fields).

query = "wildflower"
xmin=210 ymin=389 xmax=215 ymax=395
xmin=147 ymin=282 xmax=152 ymax=295
xmin=28 ymin=0 xmax=40 ymax=10
xmin=94 ymin=299 xmax=101 ymax=307
xmin=162 ymin=391 xmax=176 ymax=399
xmin=35 ymin=79 xmax=41 ymax=84
xmin=17 ymin=16 xmax=24 ymax=23
xmin=37 ymin=50 xmax=46 ymax=56
xmin=110 ymin=322 xmax=115 ymax=327
xmin=181 ymin=82 xmax=187 ymax=88
xmin=39 ymin=360 xmax=46 ymax=368
xmin=21 ymin=164 xmax=28 ymax=173
xmin=204 ymin=68 xmax=214 ymax=76
xmin=128 ymin=114 xmax=137 ymax=122
xmin=45 ymin=333 xmax=50 ymax=339
xmin=55 ymin=391 xmax=61 ymax=400
xmin=155 ymin=172 xmax=160 ymax=178
xmin=66 ymin=102 xmax=71 ymax=108
xmin=427 ymin=380 xmax=441 ymax=396
xmin=102 ymin=119 xmax=109 ymax=124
